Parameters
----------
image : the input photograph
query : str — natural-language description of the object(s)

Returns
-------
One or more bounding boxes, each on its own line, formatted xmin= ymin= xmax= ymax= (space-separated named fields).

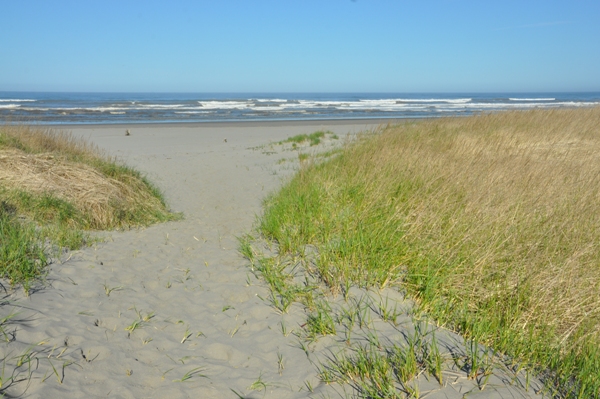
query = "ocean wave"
xmin=395 ymin=98 xmax=472 ymax=103
xmin=509 ymin=98 xmax=555 ymax=101
xmin=427 ymin=101 xmax=600 ymax=110
xmin=249 ymin=107 xmax=288 ymax=112
xmin=3 ymin=94 xmax=597 ymax=124
xmin=53 ymin=106 xmax=127 ymax=112
xmin=198 ymin=101 xmax=251 ymax=109
xmin=254 ymin=99 xmax=288 ymax=103
xmin=137 ymin=104 xmax=186 ymax=109
xmin=94 ymin=107 xmax=128 ymax=112
xmin=331 ymin=101 xmax=599 ymax=112
xmin=357 ymin=99 xmax=405 ymax=107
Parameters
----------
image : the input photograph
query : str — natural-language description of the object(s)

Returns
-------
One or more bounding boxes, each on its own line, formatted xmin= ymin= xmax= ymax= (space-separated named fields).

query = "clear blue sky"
xmin=1 ymin=1 xmax=599 ymax=93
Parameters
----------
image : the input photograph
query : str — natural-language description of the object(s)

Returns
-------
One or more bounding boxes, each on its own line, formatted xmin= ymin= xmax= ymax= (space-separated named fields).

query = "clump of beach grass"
xmin=257 ymin=107 xmax=600 ymax=398
xmin=0 ymin=125 xmax=180 ymax=290
xmin=277 ymin=130 xmax=337 ymax=148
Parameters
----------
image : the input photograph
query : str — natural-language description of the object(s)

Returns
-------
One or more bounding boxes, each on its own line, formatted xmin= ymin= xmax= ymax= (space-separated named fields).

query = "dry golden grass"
xmin=0 ymin=150 xmax=166 ymax=228
xmin=0 ymin=125 xmax=100 ymax=159
xmin=0 ymin=125 xmax=175 ymax=229
xmin=374 ymin=108 xmax=600 ymax=343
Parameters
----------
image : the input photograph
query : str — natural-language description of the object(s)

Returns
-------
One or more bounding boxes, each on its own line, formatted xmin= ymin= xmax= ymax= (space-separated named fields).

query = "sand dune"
xmin=1 ymin=121 xmax=546 ymax=398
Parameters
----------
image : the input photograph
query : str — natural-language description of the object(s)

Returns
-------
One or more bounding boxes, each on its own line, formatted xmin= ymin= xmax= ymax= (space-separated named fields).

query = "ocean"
xmin=1 ymin=92 xmax=599 ymax=125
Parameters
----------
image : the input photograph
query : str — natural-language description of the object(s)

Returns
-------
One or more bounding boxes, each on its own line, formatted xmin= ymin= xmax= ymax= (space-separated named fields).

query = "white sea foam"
xmin=198 ymin=101 xmax=251 ymax=110
xmin=395 ymin=98 xmax=472 ymax=103
xmin=295 ymin=101 xmax=349 ymax=108
xmin=136 ymin=104 xmax=186 ymax=109
xmin=281 ymin=99 xmax=474 ymax=110
xmin=249 ymin=106 xmax=286 ymax=112
xmin=432 ymin=101 xmax=599 ymax=110
xmin=356 ymin=99 xmax=403 ymax=107
xmin=52 ymin=100 xmax=595 ymax=114
xmin=255 ymin=99 xmax=288 ymax=103
xmin=0 ymin=104 xmax=20 ymax=109
xmin=109 ymin=112 xmax=126 ymax=114
xmin=509 ymin=98 xmax=555 ymax=101
xmin=329 ymin=99 xmax=599 ymax=112
xmin=87 ymin=107 xmax=128 ymax=112
xmin=174 ymin=111 xmax=214 ymax=114
xmin=52 ymin=106 xmax=126 ymax=112
xmin=0 ymin=99 xmax=36 ymax=102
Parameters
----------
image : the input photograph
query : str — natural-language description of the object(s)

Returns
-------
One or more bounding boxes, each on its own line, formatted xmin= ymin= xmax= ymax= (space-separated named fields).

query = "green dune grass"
xmin=257 ymin=107 xmax=600 ymax=398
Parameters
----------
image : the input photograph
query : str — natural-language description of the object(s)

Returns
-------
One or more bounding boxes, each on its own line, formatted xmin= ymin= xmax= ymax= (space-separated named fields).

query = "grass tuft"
xmin=277 ymin=130 xmax=336 ymax=147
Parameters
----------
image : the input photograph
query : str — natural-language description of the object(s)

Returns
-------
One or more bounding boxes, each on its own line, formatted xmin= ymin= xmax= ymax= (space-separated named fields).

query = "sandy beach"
xmin=1 ymin=121 xmax=547 ymax=398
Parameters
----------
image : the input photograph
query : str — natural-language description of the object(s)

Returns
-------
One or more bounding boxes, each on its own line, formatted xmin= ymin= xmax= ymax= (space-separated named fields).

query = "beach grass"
xmin=255 ymin=107 xmax=600 ymax=398
xmin=0 ymin=125 xmax=180 ymax=291
xmin=277 ymin=130 xmax=338 ymax=148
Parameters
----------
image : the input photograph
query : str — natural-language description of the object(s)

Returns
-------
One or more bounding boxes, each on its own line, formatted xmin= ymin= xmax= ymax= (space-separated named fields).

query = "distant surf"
xmin=0 ymin=92 xmax=598 ymax=124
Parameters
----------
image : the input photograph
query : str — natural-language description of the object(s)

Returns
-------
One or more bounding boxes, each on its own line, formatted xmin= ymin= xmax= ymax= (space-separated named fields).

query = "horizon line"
xmin=2 ymin=90 xmax=599 ymax=94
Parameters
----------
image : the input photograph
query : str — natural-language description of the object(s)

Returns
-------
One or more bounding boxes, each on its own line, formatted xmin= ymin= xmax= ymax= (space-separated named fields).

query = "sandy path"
xmin=1 ymin=122 xmax=547 ymax=398
xmin=0 ymin=122 xmax=364 ymax=398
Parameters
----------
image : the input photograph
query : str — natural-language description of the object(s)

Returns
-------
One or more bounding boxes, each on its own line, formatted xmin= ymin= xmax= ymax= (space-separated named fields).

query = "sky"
xmin=1 ymin=1 xmax=599 ymax=93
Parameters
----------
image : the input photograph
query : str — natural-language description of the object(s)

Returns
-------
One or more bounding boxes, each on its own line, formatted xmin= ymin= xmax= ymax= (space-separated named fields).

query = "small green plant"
xmin=125 ymin=319 xmax=143 ymax=334
xmin=364 ymin=329 xmax=382 ymax=350
xmin=142 ymin=312 xmax=155 ymax=322
xmin=251 ymin=255 xmax=307 ymax=313
xmin=279 ymin=320 xmax=292 ymax=337
xmin=376 ymin=296 xmax=402 ymax=325
xmin=43 ymin=359 xmax=63 ymax=385
xmin=248 ymin=372 xmax=270 ymax=392
xmin=304 ymin=379 xmax=314 ymax=392
xmin=337 ymin=304 xmax=356 ymax=328
xmin=356 ymin=298 xmax=373 ymax=329
xmin=298 ymin=340 xmax=311 ymax=358
xmin=181 ymin=326 xmax=192 ymax=344
xmin=305 ymin=300 xmax=336 ymax=340
xmin=423 ymin=330 xmax=444 ymax=385
xmin=463 ymin=337 xmax=494 ymax=385
xmin=103 ymin=283 xmax=123 ymax=297
xmin=392 ymin=341 xmax=418 ymax=384
xmin=238 ymin=234 xmax=255 ymax=262
xmin=124 ymin=308 xmax=153 ymax=336
xmin=319 ymin=345 xmax=400 ymax=398
xmin=277 ymin=130 xmax=335 ymax=147
xmin=173 ymin=367 xmax=207 ymax=382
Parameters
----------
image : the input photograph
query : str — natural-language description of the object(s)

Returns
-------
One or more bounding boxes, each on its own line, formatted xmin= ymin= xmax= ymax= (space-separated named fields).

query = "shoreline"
xmin=37 ymin=117 xmax=423 ymax=130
